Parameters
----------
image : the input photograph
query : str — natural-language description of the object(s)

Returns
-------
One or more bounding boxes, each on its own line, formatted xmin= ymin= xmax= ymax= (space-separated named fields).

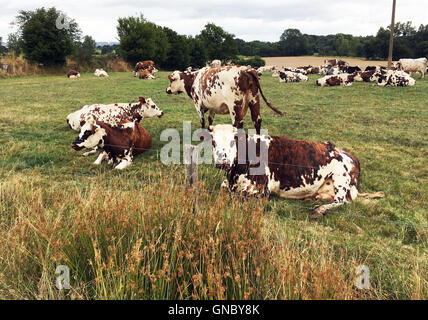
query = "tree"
xmin=74 ymin=35 xmax=96 ymax=66
xmin=0 ymin=37 xmax=6 ymax=56
xmin=197 ymin=23 xmax=238 ymax=61
xmin=279 ymin=29 xmax=310 ymax=56
xmin=117 ymin=14 xmax=170 ymax=66
xmin=7 ymin=33 xmax=23 ymax=55
xmin=162 ymin=27 xmax=190 ymax=70
xmin=188 ymin=37 xmax=207 ymax=68
xmin=12 ymin=7 xmax=80 ymax=65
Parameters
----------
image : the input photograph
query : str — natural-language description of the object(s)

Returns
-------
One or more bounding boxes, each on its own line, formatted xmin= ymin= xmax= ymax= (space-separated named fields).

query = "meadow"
xmin=0 ymin=70 xmax=427 ymax=299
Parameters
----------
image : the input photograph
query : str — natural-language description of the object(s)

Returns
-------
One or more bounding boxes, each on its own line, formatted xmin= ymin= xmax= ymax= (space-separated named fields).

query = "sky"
xmin=1 ymin=0 xmax=427 ymax=43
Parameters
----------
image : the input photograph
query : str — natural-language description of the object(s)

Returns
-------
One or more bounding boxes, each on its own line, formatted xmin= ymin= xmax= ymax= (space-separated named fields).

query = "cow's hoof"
xmin=311 ymin=207 xmax=325 ymax=219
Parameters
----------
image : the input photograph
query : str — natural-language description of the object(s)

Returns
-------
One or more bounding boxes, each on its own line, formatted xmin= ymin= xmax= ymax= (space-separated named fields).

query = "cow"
xmin=395 ymin=58 xmax=427 ymax=78
xmin=210 ymin=60 xmax=222 ymax=67
xmin=94 ymin=68 xmax=109 ymax=77
xmin=72 ymin=119 xmax=151 ymax=170
xmin=370 ymin=69 xmax=416 ymax=87
xmin=277 ymin=70 xmax=308 ymax=83
xmin=257 ymin=66 xmax=277 ymax=74
xmin=316 ymin=73 xmax=355 ymax=86
xmin=208 ymin=124 xmax=384 ymax=217
xmin=340 ymin=66 xmax=361 ymax=74
xmin=166 ymin=66 xmax=283 ymax=135
xmin=67 ymin=96 xmax=163 ymax=131
xmin=139 ymin=69 xmax=155 ymax=79
xmin=324 ymin=59 xmax=348 ymax=67
xmin=186 ymin=66 xmax=200 ymax=73
xmin=353 ymin=70 xmax=376 ymax=82
xmin=67 ymin=70 xmax=80 ymax=78
xmin=133 ymin=61 xmax=155 ymax=77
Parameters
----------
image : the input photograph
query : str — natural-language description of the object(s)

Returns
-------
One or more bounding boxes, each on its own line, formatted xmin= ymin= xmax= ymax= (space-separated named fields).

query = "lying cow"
xmin=67 ymin=70 xmax=80 ymax=78
xmin=72 ymin=119 xmax=151 ymax=170
xmin=370 ymin=69 xmax=416 ymax=87
xmin=133 ymin=60 xmax=155 ymax=77
xmin=166 ymin=66 xmax=283 ymax=135
xmin=353 ymin=70 xmax=376 ymax=82
xmin=316 ymin=73 xmax=355 ymax=86
xmin=209 ymin=124 xmax=384 ymax=217
xmin=277 ymin=70 xmax=308 ymax=83
xmin=340 ymin=66 xmax=361 ymax=73
xmin=324 ymin=59 xmax=348 ymax=67
xmin=139 ymin=69 xmax=155 ymax=79
xmin=94 ymin=68 xmax=109 ymax=77
xmin=66 ymin=96 xmax=163 ymax=131
xmin=257 ymin=66 xmax=277 ymax=74
xmin=210 ymin=59 xmax=222 ymax=67
xmin=395 ymin=58 xmax=427 ymax=78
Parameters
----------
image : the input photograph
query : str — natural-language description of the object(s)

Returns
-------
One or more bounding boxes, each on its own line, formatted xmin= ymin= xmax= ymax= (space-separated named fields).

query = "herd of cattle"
xmin=61 ymin=56 xmax=428 ymax=216
xmin=257 ymin=57 xmax=427 ymax=87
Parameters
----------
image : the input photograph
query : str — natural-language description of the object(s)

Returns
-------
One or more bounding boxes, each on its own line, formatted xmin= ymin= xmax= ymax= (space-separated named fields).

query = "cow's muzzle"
xmin=72 ymin=141 xmax=84 ymax=151
xmin=166 ymin=88 xmax=172 ymax=94
xmin=158 ymin=111 xmax=164 ymax=118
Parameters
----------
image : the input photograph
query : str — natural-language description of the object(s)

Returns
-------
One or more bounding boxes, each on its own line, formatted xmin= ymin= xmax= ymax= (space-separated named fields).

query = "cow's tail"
xmin=358 ymin=191 xmax=385 ymax=199
xmin=248 ymin=69 xmax=284 ymax=116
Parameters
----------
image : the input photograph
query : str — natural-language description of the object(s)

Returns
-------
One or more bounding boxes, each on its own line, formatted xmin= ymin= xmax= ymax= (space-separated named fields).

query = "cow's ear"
xmin=139 ymin=96 xmax=146 ymax=104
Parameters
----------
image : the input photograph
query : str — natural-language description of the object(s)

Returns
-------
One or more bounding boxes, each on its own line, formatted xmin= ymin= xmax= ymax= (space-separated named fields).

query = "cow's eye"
xmin=212 ymin=141 xmax=216 ymax=147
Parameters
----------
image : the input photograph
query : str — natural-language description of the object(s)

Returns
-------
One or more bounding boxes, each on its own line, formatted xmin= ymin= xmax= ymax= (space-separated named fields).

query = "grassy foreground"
xmin=0 ymin=71 xmax=427 ymax=299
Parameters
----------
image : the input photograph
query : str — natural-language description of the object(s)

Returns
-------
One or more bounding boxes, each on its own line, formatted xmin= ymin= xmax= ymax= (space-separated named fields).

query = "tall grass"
xmin=0 ymin=175 xmax=367 ymax=300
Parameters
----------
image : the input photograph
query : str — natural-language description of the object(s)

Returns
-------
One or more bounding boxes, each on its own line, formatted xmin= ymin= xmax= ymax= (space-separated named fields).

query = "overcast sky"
xmin=1 ymin=0 xmax=427 ymax=43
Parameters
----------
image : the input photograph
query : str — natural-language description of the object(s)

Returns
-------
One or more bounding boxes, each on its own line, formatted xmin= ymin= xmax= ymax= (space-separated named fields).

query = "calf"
xmin=133 ymin=60 xmax=155 ymax=77
xmin=67 ymin=70 xmax=80 ymax=78
xmin=316 ymin=73 xmax=355 ymax=86
xmin=395 ymin=58 xmax=427 ymax=78
xmin=209 ymin=124 xmax=383 ymax=217
xmin=72 ymin=119 xmax=151 ymax=170
xmin=277 ymin=70 xmax=308 ymax=83
xmin=66 ymin=96 xmax=163 ymax=131
xmin=166 ymin=66 xmax=283 ymax=135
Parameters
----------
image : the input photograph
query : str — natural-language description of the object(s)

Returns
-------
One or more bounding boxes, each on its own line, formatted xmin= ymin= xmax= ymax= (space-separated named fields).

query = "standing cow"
xmin=166 ymin=66 xmax=283 ymax=134
xmin=395 ymin=58 xmax=427 ymax=78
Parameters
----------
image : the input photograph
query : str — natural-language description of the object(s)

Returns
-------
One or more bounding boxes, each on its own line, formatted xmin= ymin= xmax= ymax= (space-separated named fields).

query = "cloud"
xmin=0 ymin=0 xmax=427 ymax=42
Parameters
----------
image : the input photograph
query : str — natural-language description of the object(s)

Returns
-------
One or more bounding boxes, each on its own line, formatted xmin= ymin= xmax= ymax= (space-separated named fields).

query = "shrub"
xmin=232 ymin=55 xmax=266 ymax=68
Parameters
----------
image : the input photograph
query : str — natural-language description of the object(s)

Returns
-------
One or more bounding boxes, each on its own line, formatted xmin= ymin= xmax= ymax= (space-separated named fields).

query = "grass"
xmin=0 ymin=70 xmax=427 ymax=299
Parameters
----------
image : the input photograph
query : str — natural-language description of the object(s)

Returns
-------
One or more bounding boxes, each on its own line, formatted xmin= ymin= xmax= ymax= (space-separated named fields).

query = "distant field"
xmin=0 ymin=71 xmax=427 ymax=299
xmin=262 ymin=56 xmax=389 ymax=68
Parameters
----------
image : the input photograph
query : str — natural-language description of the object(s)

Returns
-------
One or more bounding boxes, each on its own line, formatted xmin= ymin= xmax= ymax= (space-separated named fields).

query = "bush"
xmin=232 ymin=55 xmax=266 ymax=68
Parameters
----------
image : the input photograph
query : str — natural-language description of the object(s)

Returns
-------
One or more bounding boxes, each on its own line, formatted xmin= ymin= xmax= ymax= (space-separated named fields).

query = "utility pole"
xmin=388 ymin=0 xmax=397 ymax=69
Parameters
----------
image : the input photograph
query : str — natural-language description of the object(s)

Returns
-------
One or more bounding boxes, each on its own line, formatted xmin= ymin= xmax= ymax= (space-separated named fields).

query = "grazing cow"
xmin=66 ymin=96 xmax=163 ymax=132
xmin=139 ymin=69 xmax=155 ymax=79
xmin=210 ymin=60 xmax=222 ymax=67
xmin=67 ymin=70 xmax=80 ymax=78
xmin=166 ymin=66 xmax=283 ymax=134
xmin=316 ymin=73 xmax=355 ymax=86
xmin=94 ymin=68 xmax=109 ymax=77
xmin=277 ymin=70 xmax=308 ymax=83
xmin=133 ymin=61 xmax=155 ymax=77
xmin=370 ymin=69 xmax=416 ymax=87
xmin=395 ymin=58 xmax=427 ymax=78
xmin=72 ymin=119 xmax=151 ymax=170
xmin=209 ymin=124 xmax=384 ymax=217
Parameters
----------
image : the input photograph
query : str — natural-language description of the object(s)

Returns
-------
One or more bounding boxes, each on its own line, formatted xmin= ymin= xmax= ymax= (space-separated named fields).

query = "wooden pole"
xmin=388 ymin=0 xmax=397 ymax=69
xmin=184 ymin=144 xmax=198 ymax=188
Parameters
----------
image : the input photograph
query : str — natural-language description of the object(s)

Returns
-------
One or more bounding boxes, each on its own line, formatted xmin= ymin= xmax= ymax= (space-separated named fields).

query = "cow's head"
xmin=166 ymin=71 xmax=185 ymax=94
xmin=137 ymin=97 xmax=164 ymax=118
xmin=208 ymin=124 xmax=238 ymax=169
xmin=72 ymin=117 xmax=106 ymax=151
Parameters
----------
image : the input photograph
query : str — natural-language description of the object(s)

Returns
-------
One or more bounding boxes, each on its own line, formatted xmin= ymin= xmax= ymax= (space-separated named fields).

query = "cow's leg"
xmin=208 ymin=111 xmax=215 ymax=127
xmin=195 ymin=104 xmax=206 ymax=129
xmin=82 ymin=147 xmax=98 ymax=157
xmin=249 ymin=96 xmax=262 ymax=135
xmin=115 ymin=151 xmax=133 ymax=170
xmin=231 ymin=100 xmax=244 ymax=130
xmin=93 ymin=151 xmax=108 ymax=165
xmin=312 ymin=172 xmax=355 ymax=218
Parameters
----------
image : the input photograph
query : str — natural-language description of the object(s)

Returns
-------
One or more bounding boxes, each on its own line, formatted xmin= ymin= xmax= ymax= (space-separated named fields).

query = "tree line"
xmin=2 ymin=7 xmax=427 ymax=71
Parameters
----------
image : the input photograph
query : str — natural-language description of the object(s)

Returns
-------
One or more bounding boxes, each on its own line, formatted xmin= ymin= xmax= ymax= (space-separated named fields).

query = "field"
xmin=0 ymin=69 xmax=427 ymax=299
xmin=263 ymin=56 xmax=388 ymax=68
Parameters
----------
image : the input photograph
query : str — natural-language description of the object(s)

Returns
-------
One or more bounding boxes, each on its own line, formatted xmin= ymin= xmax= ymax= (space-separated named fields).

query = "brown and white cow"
xmin=324 ymin=59 xmax=348 ymax=67
xmin=67 ymin=70 xmax=80 ymax=78
xmin=370 ymin=69 xmax=416 ymax=86
xmin=276 ymin=70 xmax=308 ymax=83
xmin=209 ymin=124 xmax=384 ymax=217
xmin=66 ymin=96 xmax=163 ymax=131
xmin=139 ymin=69 xmax=155 ymax=79
xmin=316 ymin=73 xmax=355 ymax=86
xmin=72 ymin=119 xmax=151 ymax=170
xmin=166 ymin=66 xmax=283 ymax=134
xmin=133 ymin=60 xmax=155 ymax=77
